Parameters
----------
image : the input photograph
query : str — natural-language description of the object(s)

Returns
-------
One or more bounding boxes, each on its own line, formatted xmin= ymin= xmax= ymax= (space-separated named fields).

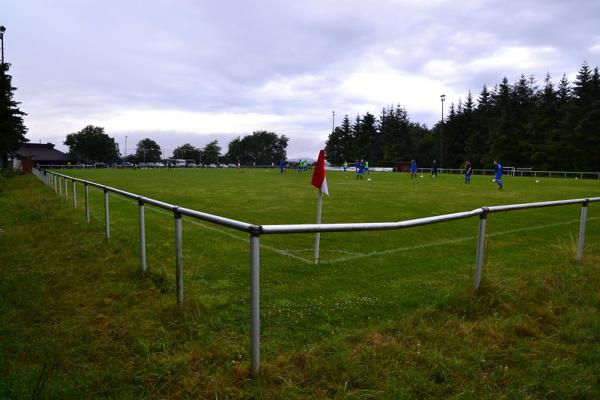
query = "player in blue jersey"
xmin=410 ymin=159 xmax=417 ymax=179
xmin=493 ymin=160 xmax=503 ymax=189
xmin=464 ymin=160 xmax=473 ymax=184
xmin=356 ymin=159 xmax=365 ymax=179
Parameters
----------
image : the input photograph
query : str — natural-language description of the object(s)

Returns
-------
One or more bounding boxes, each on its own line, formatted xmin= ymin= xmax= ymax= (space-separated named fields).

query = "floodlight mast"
xmin=440 ymin=94 xmax=446 ymax=168
xmin=332 ymin=110 xmax=335 ymax=133
xmin=0 ymin=26 xmax=6 ymax=65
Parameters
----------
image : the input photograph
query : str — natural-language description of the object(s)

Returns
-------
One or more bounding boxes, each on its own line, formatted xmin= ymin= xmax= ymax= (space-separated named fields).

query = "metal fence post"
xmin=250 ymin=232 xmax=261 ymax=376
xmin=59 ymin=177 xmax=63 ymax=197
xmin=577 ymin=200 xmax=588 ymax=263
xmin=139 ymin=200 xmax=147 ymax=275
xmin=65 ymin=178 xmax=68 ymax=200
xmin=72 ymin=180 xmax=77 ymax=208
xmin=104 ymin=189 xmax=110 ymax=240
xmin=84 ymin=183 xmax=90 ymax=223
xmin=474 ymin=209 xmax=488 ymax=291
xmin=174 ymin=210 xmax=184 ymax=306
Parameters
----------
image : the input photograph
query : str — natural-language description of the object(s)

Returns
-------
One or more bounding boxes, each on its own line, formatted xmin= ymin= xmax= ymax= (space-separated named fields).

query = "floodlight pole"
xmin=0 ymin=26 xmax=5 ymax=65
xmin=332 ymin=110 xmax=335 ymax=133
xmin=440 ymin=94 xmax=446 ymax=168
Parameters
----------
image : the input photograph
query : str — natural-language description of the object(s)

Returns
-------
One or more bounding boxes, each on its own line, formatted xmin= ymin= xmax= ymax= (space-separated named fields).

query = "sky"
xmin=3 ymin=0 xmax=600 ymax=159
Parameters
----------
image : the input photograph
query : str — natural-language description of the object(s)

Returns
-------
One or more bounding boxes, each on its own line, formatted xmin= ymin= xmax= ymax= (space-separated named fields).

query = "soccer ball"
xmin=492 ymin=179 xmax=496 ymax=182
xmin=575 ymin=177 xmax=578 ymax=180
xmin=420 ymin=175 xmax=424 ymax=178
xmin=535 ymin=179 xmax=540 ymax=183
xmin=367 ymin=178 xmax=372 ymax=181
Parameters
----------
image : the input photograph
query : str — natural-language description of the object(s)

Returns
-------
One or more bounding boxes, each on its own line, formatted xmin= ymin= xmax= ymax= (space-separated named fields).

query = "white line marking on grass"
xmin=292 ymin=248 xmax=365 ymax=256
xmin=112 ymin=196 xmax=314 ymax=264
xmin=325 ymin=217 xmax=600 ymax=264
xmin=107 ymin=195 xmax=599 ymax=265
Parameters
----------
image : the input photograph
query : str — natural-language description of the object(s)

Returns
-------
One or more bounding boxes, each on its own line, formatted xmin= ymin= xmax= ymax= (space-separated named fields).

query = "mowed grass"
xmin=1 ymin=169 xmax=600 ymax=399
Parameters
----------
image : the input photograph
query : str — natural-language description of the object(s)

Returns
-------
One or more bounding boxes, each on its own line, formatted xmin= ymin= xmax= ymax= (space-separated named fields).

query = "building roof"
xmin=15 ymin=143 xmax=69 ymax=161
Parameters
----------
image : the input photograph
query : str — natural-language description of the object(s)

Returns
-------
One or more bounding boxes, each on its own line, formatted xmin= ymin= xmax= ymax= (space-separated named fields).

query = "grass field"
xmin=2 ymin=169 xmax=600 ymax=399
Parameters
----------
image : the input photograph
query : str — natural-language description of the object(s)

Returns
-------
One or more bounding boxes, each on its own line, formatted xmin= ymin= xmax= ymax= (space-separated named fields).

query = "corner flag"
xmin=311 ymin=149 xmax=328 ymax=264
xmin=311 ymin=150 xmax=329 ymax=196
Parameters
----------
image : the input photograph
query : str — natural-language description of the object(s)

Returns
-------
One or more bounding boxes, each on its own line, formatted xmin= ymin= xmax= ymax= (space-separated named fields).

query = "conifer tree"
xmin=0 ymin=63 xmax=28 ymax=168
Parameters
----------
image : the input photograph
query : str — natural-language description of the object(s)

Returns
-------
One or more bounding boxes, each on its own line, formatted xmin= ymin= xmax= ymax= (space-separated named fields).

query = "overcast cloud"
xmin=3 ymin=0 xmax=600 ymax=158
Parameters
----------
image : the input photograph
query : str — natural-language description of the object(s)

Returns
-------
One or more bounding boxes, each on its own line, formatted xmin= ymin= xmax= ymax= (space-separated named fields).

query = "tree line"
xmin=3 ymin=59 xmax=599 ymax=171
xmin=326 ymin=61 xmax=600 ymax=170
xmin=62 ymin=126 xmax=288 ymax=166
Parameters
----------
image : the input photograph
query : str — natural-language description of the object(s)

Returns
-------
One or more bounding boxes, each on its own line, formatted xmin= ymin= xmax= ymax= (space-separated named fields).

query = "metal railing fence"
xmin=418 ymin=167 xmax=600 ymax=179
xmin=38 ymin=164 xmax=600 ymax=179
xmin=33 ymin=168 xmax=600 ymax=376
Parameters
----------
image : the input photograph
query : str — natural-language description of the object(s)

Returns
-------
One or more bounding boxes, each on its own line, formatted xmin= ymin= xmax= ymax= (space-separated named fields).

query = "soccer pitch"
xmin=60 ymin=168 xmax=600 ymax=329
xmin=7 ymin=168 xmax=600 ymax=397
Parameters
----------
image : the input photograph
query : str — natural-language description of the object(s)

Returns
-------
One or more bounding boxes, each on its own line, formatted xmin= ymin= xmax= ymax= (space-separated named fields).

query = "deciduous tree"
xmin=135 ymin=138 xmax=161 ymax=163
xmin=64 ymin=125 xmax=119 ymax=163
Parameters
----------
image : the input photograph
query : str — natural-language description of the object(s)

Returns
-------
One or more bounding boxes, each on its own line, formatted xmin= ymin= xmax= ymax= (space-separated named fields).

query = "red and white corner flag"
xmin=312 ymin=149 xmax=328 ymax=264
xmin=311 ymin=149 xmax=329 ymax=196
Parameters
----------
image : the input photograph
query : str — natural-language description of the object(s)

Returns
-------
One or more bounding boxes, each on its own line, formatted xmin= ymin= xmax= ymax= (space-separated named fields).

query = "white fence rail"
xmin=418 ymin=167 xmax=600 ymax=179
xmin=39 ymin=164 xmax=600 ymax=179
xmin=33 ymin=168 xmax=600 ymax=376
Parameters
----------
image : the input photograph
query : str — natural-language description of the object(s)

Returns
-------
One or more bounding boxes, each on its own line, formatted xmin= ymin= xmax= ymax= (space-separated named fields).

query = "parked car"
xmin=94 ymin=162 xmax=108 ymax=168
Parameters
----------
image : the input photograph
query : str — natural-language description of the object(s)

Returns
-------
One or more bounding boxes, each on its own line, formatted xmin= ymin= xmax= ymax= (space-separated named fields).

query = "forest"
xmin=325 ymin=62 xmax=600 ymax=170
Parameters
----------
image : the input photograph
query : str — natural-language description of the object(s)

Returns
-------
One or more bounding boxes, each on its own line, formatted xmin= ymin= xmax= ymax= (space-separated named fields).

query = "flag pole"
xmin=314 ymin=189 xmax=323 ymax=264
xmin=311 ymin=149 xmax=328 ymax=264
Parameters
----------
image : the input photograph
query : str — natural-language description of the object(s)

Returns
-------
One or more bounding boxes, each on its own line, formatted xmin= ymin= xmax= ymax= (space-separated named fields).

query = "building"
xmin=10 ymin=143 xmax=70 ymax=174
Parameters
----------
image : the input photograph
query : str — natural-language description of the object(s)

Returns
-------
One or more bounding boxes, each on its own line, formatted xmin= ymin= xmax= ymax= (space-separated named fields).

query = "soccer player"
xmin=410 ymin=159 xmax=417 ymax=179
xmin=356 ymin=159 xmax=365 ymax=179
xmin=343 ymin=161 xmax=348 ymax=172
xmin=464 ymin=160 xmax=473 ymax=184
xmin=493 ymin=160 xmax=503 ymax=189
xmin=365 ymin=160 xmax=369 ymax=174
xmin=431 ymin=160 xmax=438 ymax=177
xmin=279 ymin=159 xmax=286 ymax=174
